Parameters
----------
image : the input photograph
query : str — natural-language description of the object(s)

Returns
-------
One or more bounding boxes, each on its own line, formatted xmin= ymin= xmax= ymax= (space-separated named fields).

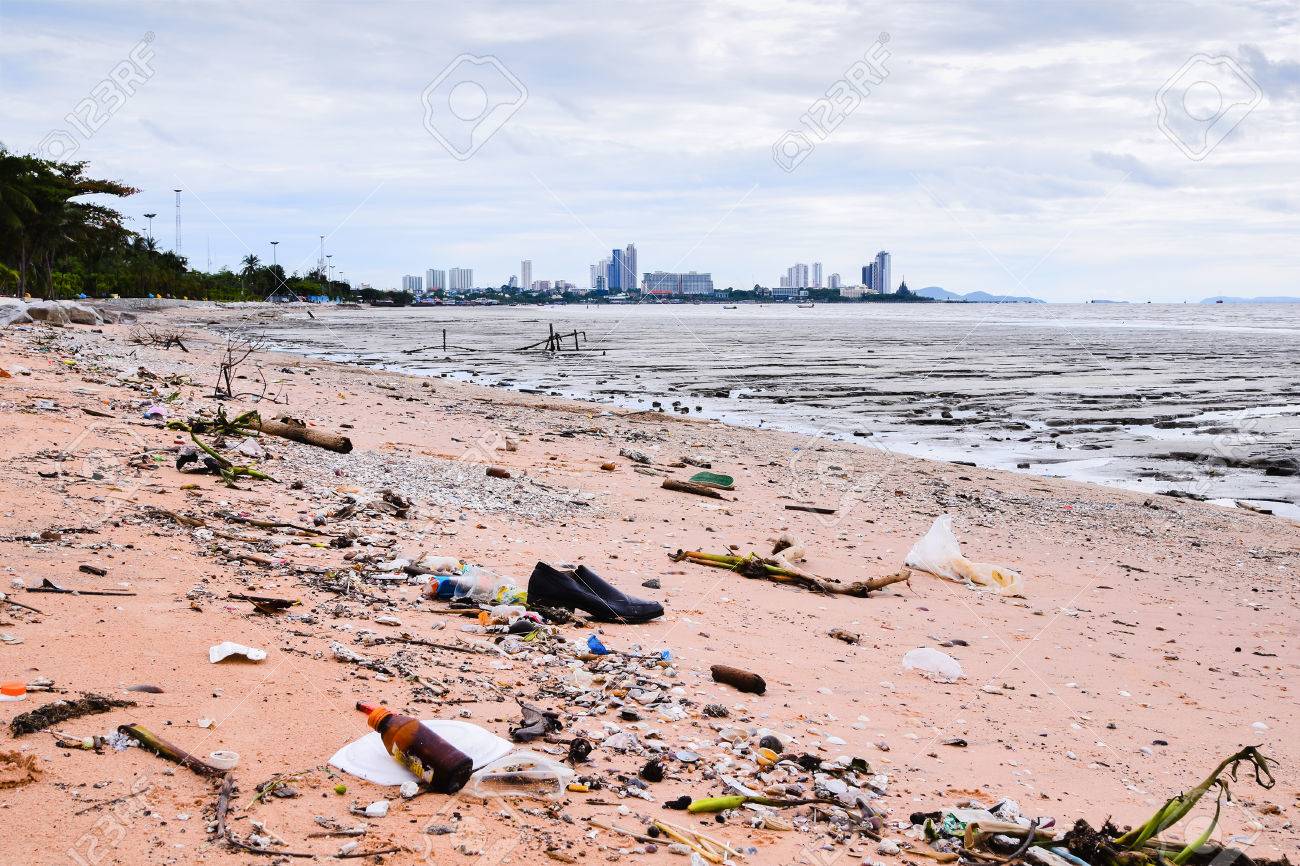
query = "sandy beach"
xmin=1 ymin=304 xmax=1295 ymax=866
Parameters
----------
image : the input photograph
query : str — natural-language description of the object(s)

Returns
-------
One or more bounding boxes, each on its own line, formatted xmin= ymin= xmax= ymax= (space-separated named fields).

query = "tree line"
xmin=0 ymin=147 xmax=357 ymax=302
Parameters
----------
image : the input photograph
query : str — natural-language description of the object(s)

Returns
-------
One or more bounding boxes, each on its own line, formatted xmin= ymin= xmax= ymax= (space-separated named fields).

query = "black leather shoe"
xmin=528 ymin=562 xmax=664 ymax=623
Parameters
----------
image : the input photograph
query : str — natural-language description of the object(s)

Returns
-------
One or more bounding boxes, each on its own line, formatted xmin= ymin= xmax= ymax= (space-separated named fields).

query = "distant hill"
xmin=916 ymin=286 xmax=1045 ymax=303
xmin=1200 ymin=295 xmax=1300 ymax=304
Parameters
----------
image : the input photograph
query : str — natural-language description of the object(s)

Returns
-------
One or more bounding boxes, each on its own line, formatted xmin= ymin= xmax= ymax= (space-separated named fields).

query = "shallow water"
xmin=239 ymin=302 xmax=1300 ymax=518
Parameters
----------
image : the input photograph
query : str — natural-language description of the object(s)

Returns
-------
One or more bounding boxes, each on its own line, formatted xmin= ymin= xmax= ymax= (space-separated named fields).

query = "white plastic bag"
xmin=902 ymin=647 xmax=964 ymax=682
xmin=905 ymin=515 xmax=1024 ymax=596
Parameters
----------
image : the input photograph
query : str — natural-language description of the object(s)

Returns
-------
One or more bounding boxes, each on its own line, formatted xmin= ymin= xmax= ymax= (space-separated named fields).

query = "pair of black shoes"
xmin=528 ymin=562 xmax=664 ymax=623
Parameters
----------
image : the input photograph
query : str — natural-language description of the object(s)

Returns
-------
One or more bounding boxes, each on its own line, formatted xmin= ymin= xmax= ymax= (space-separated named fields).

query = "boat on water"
xmin=796 ymin=302 xmax=815 ymax=308
xmin=722 ymin=304 xmax=738 ymax=309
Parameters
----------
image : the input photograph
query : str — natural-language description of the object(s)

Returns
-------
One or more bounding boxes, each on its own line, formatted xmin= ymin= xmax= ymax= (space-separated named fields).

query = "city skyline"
xmin=8 ymin=3 xmax=1296 ymax=301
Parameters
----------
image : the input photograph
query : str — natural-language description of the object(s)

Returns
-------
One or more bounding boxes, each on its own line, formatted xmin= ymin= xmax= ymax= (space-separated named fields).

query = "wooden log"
xmin=118 ymin=723 xmax=227 ymax=777
xmin=662 ymin=478 xmax=725 ymax=499
xmin=253 ymin=417 xmax=352 ymax=453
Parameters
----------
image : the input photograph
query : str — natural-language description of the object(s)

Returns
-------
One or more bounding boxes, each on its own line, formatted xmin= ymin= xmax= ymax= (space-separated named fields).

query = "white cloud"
xmin=1 ymin=0 xmax=1297 ymax=299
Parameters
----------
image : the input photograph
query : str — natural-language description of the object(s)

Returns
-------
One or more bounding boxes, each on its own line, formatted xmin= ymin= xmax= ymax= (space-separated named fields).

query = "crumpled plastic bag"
xmin=905 ymin=515 xmax=1024 ymax=596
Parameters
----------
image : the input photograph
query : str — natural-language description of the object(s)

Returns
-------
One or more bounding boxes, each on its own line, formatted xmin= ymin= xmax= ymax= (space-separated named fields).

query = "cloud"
xmin=1090 ymin=151 xmax=1177 ymax=188
xmin=1238 ymin=43 xmax=1300 ymax=100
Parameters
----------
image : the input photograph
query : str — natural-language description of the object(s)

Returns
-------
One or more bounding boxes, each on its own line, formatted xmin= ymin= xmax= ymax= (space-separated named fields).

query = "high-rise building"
xmin=608 ymin=248 xmax=624 ymax=291
xmin=812 ymin=262 xmax=823 ymax=288
xmin=861 ymin=263 xmax=874 ymax=290
xmin=508 ymin=275 xmax=518 ymax=288
xmin=828 ymin=273 xmax=841 ymax=289
xmin=623 ymin=244 xmax=638 ymax=294
xmin=873 ymin=251 xmax=891 ymax=295
xmin=401 ymin=275 xmax=423 ymax=291
xmin=520 ymin=260 xmax=532 ymax=292
xmin=448 ymin=267 xmax=474 ymax=291
xmin=591 ymin=258 xmax=610 ymax=290
xmin=426 ymin=269 xmax=446 ymax=291
xmin=785 ymin=262 xmax=810 ymax=288
xmin=643 ymin=271 xmax=714 ymax=296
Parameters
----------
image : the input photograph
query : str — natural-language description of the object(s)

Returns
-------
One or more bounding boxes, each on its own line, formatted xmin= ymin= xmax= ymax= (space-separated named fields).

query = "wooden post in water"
xmin=442 ymin=329 xmax=447 ymax=351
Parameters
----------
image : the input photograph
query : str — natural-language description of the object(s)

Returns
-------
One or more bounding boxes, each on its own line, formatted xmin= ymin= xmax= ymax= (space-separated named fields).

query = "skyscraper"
xmin=520 ymin=260 xmax=532 ymax=292
xmin=785 ymin=262 xmax=810 ymax=288
xmin=861 ymin=262 xmax=874 ymax=290
xmin=401 ymin=275 xmax=423 ymax=291
xmin=608 ymin=248 xmax=624 ymax=291
xmin=592 ymin=258 xmax=610 ymax=290
xmin=448 ymin=267 xmax=474 ymax=291
xmin=828 ymin=273 xmax=841 ymax=289
xmin=623 ymin=244 xmax=638 ymax=293
xmin=812 ymin=262 xmax=823 ymax=288
xmin=426 ymin=269 xmax=446 ymax=291
xmin=873 ymin=251 xmax=891 ymax=294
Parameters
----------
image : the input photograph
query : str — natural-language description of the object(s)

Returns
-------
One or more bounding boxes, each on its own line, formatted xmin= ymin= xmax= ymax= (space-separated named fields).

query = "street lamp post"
xmin=269 ymin=241 xmax=279 ymax=298
xmin=143 ymin=213 xmax=157 ymax=244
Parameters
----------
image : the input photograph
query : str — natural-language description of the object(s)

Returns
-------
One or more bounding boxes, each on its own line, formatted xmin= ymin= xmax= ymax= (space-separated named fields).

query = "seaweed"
xmin=9 ymin=693 xmax=136 ymax=737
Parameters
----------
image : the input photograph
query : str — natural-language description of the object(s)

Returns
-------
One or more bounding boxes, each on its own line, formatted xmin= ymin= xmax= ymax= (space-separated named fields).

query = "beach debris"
xmin=208 ymin=750 xmax=240 ymax=770
xmin=125 ymin=684 xmax=164 ymax=694
xmin=117 ymin=723 xmax=228 ymax=776
xmin=671 ymin=549 xmax=910 ymax=597
xmin=688 ymin=470 xmax=734 ymax=490
xmin=0 ymin=751 xmax=43 ymax=789
xmin=168 ymin=410 xmax=276 ymax=487
xmin=9 ymin=693 xmax=136 ymax=737
xmin=902 ymin=647 xmax=964 ymax=682
xmin=619 ymin=447 xmax=652 ymax=464
xmin=78 ymin=564 xmax=108 ymax=577
xmin=26 ymin=577 xmax=135 ymax=596
xmin=662 ymin=478 xmax=725 ymax=499
xmin=829 ymin=627 xmax=861 ymax=644
xmin=510 ymin=702 xmax=562 ymax=742
xmin=462 ymin=751 xmax=575 ymax=800
xmin=905 ymin=515 xmax=1024 ymax=596
xmin=486 ymin=466 xmax=512 ymax=479
xmin=1 ymin=681 xmax=26 ymax=702
xmin=209 ymin=641 xmax=268 ymax=663
xmin=710 ymin=664 xmax=766 ymax=695
xmin=253 ymin=414 xmax=353 ymax=452
xmin=0 ymin=592 xmax=44 ymax=614
xmin=785 ymin=504 xmax=837 ymax=515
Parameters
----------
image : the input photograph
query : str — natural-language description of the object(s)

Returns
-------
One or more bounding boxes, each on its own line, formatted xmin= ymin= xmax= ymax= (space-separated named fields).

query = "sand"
xmin=0 ymin=307 xmax=1295 ymax=866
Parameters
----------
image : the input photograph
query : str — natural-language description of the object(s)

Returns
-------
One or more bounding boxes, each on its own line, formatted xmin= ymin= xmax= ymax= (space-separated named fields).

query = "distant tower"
xmin=173 ymin=189 xmax=182 ymax=256
xmin=812 ymin=262 xmax=823 ymax=288
xmin=521 ymin=259 xmax=533 ymax=291
xmin=624 ymin=243 xmax=638 ymax=293
xmin=874 ymin=250 xmax=891 ymax=294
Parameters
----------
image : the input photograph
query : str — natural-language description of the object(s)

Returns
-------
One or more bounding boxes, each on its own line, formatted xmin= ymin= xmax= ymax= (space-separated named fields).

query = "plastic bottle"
xmin=357 ymin=702 xmax=473 ymax=793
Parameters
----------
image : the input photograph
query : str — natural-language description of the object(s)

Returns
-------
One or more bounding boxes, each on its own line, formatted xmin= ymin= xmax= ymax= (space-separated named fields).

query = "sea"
xmin=236 ymin=302 xmax=1300 ymax=519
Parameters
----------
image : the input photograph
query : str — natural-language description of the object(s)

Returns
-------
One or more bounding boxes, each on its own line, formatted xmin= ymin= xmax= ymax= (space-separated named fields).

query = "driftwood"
xmin=785 ymin=504 xmax=836 ymax=515
xmin=671 ymin=549 xmax=912 ymax=597
xmin=216 ymin=773 xmax=314 ymax=858
xmin=117 ymin=724 xmax=227 ymax=777
xmin=662 ymin=478 xmax=725 ymax=499
xmin=253 ymin=416 xmax=352 ymax=453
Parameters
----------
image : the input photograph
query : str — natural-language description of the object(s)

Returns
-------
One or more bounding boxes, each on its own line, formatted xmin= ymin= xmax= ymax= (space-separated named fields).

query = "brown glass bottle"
xmin=357 ymin=702 xmax=474 ymax=793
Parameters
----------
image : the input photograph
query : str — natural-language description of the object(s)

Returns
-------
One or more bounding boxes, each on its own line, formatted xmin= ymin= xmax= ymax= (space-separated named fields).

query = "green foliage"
xmin=0 ymin=146 xmax=355 ymax=303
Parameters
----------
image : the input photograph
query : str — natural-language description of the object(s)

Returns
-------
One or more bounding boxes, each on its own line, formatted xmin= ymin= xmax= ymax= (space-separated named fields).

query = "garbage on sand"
xmin=905 ymin=515 xmax=1025 ymax=596
xmin=208 ymin=641 xmax=268 ymax=663
xmin=9 ymin=693 xmax=136 ymax=736
xmin=356 ymin=702 xmax=474 ymax=793
xmin=461 ymin=751 xmax=576 ymax=800
xmin=672 ymin=547 xmax=910 ymax=597
xmin=329 ymin=718 xmax=511 ymax=787
xmin=902 ymin=647 xmax=964 ymax=683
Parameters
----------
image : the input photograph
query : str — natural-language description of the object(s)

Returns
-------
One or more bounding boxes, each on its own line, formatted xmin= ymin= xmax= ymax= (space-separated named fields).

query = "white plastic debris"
xmin=364 ymin=799 xmax=390 ymax=818
xmin=208 ymin=641 xmax=267 ymax=663
xmin=399 ymin=780 xmax=420 ymax=799
xmin=905 ymin=515 xmax=1025 ymax=596
xmin=902 ymin=647 xmax=964 ymax=683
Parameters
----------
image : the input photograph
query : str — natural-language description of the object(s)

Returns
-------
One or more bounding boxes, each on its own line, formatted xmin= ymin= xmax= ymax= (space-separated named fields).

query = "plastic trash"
xmin=208 ymin=641 xmax=267 ymax=663
xmin=461 ymin=751 xmax=576 ymax=800
xmin=208 ymin=750 xmax=240 ymax=770
xmin=902 ymin=647 xmax=964 ymax=682
xmin=587 ymin=634 xmax=610 ymax=655
xmin=0 ymin=680 xmax=26 ymax=702
xmin=905 ymin=515 xmax=1024 ymax=596
xmin=329 ymin=719 xmax=511 ymax=786
xmin=357 ymin=703 xmax=473 ymax=793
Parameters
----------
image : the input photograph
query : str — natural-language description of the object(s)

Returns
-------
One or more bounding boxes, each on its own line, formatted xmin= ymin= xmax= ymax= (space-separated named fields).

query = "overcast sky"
xmin=2 ymin=0 xmax=1298 ymax=300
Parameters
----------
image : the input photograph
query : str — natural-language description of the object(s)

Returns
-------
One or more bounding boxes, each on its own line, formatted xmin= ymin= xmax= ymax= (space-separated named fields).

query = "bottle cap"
xmin=1 ymin=681 xmax=26 ymax=697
